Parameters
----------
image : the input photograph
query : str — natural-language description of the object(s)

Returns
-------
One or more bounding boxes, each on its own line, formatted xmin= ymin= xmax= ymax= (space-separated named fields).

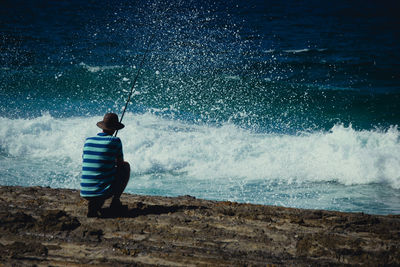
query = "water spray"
xmin=115 ymin=33 xmax=155 ymax=137
xmin=115 ymin=1 xmax=181 ymax=137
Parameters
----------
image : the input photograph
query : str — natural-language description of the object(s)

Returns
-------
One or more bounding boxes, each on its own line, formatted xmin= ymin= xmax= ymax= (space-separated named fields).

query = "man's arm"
xmin=115 ymin=137 xmax=124 ymax=167
xmin=116 ymin=156 xmax=124 ymax=167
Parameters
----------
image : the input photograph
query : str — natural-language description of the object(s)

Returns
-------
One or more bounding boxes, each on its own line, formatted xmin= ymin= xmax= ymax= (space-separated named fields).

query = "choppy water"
xmin=1 ymin=0 xmax=399 ymax=214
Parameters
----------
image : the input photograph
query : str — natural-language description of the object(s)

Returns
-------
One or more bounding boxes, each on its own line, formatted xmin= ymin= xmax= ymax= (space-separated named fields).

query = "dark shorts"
xmin=82 ymin=186 xmax=114 ymax=202
xmin=83 ymin=162 xmax=130 ymax=203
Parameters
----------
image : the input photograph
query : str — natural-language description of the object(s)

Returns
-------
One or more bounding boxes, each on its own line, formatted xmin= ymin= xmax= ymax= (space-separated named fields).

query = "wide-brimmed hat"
xmin=97 ymin=113 xmax=125 ymax=131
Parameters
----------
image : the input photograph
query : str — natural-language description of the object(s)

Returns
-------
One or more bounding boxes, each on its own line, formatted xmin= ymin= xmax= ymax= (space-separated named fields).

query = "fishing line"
xmin=115 ymin=33 xmax=155 ymax=137
xmin=115 ymin=1 xmax=180 ymax=137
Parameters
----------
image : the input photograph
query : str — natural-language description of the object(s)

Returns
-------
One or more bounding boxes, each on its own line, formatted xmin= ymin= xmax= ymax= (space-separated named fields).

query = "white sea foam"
xmin=79 ymin=62 xmax=122 ymax=73
xmin=283 ymin=48 xmax=327 ymax=54
xmin=284 ymin=48 xmax=310 ymax=53
xmin=0 ymin=113 xmax=399 ymax=191
xmin=224 ymin=75 xmax=241 ymax=80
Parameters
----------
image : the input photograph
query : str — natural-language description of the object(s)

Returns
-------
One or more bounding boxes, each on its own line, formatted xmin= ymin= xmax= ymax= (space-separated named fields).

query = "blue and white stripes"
xmin=80 ymin=132 xmax=123 ymax=198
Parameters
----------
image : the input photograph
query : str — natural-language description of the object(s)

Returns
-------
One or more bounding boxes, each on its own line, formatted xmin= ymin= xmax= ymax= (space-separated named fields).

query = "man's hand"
xmin=116 ymin=157 xmax=124 ymax=167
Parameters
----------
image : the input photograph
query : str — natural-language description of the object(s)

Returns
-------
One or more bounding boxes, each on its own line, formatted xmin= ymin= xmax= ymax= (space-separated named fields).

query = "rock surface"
xmin=0 ymin=185 xmax=399 ymax=266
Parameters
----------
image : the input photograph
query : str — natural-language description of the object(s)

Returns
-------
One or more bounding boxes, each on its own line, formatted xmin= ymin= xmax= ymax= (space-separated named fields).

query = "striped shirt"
xmin=80 ymin=132 xmax=123 ymax=198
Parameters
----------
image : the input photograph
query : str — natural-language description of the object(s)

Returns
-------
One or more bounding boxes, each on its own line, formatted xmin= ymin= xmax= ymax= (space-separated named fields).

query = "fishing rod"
xmin=114 ymin=33 xmax=156 ymax=137
xmin=114 ymin=1 xmax=181 ymax=137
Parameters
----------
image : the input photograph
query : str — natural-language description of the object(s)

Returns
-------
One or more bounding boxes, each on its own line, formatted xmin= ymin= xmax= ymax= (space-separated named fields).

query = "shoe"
xmin=87 ymin=210 xmax=100 ymax=218
xmin=87 ymin=199 xmax=105 ymax=218
xmin=110 ymin=199 xmax=128 ymax=211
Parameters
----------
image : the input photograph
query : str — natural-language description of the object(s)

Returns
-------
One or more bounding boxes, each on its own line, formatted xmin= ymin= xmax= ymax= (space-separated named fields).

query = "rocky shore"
xmin=0 ymin=185 xmax=399 ymax=266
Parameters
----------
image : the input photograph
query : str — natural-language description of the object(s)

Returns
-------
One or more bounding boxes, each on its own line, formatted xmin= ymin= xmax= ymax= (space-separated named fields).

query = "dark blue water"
xmin=1 ymin=0 xmax=399 ymax=214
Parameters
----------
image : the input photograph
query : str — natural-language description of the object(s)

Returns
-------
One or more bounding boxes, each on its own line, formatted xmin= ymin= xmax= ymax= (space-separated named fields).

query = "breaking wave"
xmin=0 ymin=113 xmax=399 ymax=190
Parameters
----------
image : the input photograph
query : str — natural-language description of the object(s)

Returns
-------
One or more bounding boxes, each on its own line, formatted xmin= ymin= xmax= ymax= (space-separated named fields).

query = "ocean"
xmin=1 ymin=0 xmax=399 ymax=214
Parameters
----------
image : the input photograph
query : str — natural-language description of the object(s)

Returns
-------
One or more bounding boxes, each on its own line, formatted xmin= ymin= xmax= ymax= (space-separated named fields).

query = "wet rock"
xmin=37 ymin=210 xmax=80 ymax=231
xmin=0 ymin=185 xmax=399 ymax=266
xmin=0 ymin=241 xmax=48 ymax=259
xmin=291 ymin=217 xmax=306 ymax=225
xmin=0 ymin=211 xmax=36 ymax=233
xmin=76 ymin=226 xmax=104 ymax=242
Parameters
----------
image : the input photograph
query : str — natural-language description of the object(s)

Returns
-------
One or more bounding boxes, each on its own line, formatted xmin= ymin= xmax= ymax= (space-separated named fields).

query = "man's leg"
xmin=86 ymin=197 xmax=106 ymax=217
xmin=110 ymin=161 xmax=130 ymax=208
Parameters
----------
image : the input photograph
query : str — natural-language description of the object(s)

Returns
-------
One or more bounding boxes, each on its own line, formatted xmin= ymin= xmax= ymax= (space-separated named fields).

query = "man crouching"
xmin=80 ymin=113 xmax=130 ymax=217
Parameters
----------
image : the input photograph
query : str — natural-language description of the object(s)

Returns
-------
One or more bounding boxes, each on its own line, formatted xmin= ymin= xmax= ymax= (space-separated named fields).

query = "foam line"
xmin=0 ymin=113 xmax=399 ymax=189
